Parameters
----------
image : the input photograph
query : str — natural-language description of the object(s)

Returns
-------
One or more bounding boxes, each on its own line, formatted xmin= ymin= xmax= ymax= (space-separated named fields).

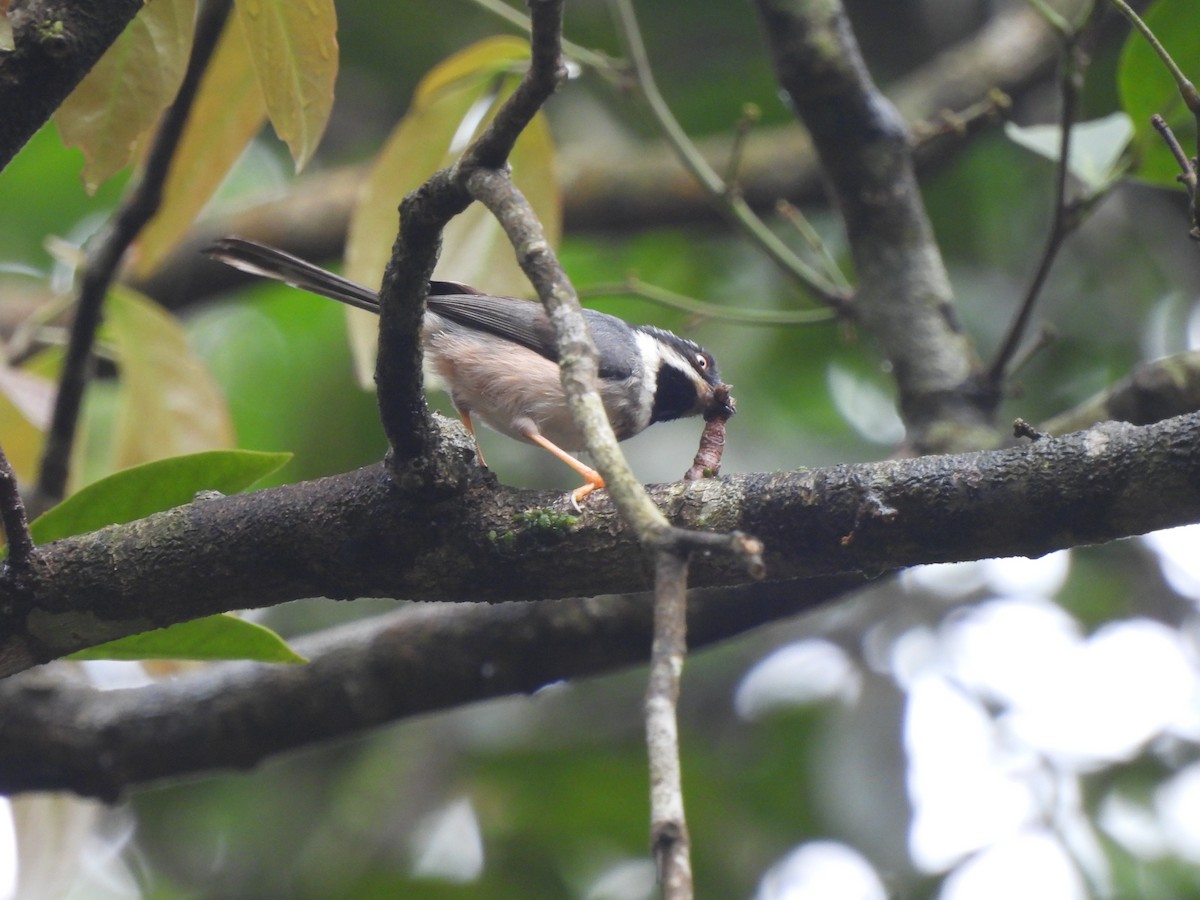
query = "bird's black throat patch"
xmin=651 ymin=363 xmax=699 ymax=423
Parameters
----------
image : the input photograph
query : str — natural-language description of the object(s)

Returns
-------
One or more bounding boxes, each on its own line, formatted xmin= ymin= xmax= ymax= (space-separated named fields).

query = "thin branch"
xmin=1108 ymin=0 xmax=1200 ymax=238
xmin=465 ymin=0 xmax=616 ymax=74
xmin=30 ymin=0 xmax=233 ymax=513
xmin=580 ymin=277 xmax=833 ymax=327
xmin=0 ymin=444 xmax=33 ymax=569
xmin=988 ymin=7 xmax=1103 ymax=384
xmin=646 ymin=550 xmax=693 ymax=899
xmin=1150 ymin=113 xmax=1200 ymax=240
xmin=466 ymin=166 xmax=671 ymax=540
xmin=774 ymin=200 xmax=853 ymax=293
xmin=1152 ymin=113 xmax=1198 ymax=192
xmin=1107 ymin=0 xmax=1200 ymax=116
xmin=607 ymin=0 xmax=851 ymax=312
xmin=723 ymin=103 xmax=761 ymax=189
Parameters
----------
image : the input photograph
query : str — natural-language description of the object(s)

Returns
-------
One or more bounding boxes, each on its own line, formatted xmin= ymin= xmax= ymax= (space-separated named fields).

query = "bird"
xmin=206 ymin=237 xmax=732 ymax=507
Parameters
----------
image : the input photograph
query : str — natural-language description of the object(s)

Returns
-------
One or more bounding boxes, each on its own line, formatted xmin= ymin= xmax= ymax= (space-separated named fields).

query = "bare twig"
xmin=0 ymin=445 xmax=33 ymax=569
xmin=1150 ymin=114 xmax=1200 ymax=239
xmin=1108 ymin=0 xmax=1200 ymax=236
xmin=646 ymin=549 xmax=693 ymax=899
xmin=31 ymin=0 xmax=233 ymax=513
xmin=581 ymin=276 xmax=833 ymax=326
xmin=608 ymin=0 xmax=851 ymax=311
xmin=723 ymin=103 xmax=761 ymax=189
xmin=467 ymin=167 xmax=671 ymax=538
xmin=1107 ymin=0 xmax=1200 ymax=117
xmin=988 ymin=9 xmax=1101 ymax=384
xmin=465 ymin=0 xmax=617 ymax=75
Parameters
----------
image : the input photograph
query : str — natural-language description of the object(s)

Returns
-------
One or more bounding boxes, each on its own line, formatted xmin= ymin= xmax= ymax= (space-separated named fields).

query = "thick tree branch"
xmin=0 ymin=576 xmax=858 ymax=798
xmin=0 ymin=0 xmax=143 ymax=170
xmin=2 ymin=411 xmax=1199 ymax=677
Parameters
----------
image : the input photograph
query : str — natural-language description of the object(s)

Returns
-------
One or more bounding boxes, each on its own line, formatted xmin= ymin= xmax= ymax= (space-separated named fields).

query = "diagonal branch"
xmin=752 ymin=0 xmax=992 ymax=452
xmin=0 ymin=0 xmax=144 ymax=170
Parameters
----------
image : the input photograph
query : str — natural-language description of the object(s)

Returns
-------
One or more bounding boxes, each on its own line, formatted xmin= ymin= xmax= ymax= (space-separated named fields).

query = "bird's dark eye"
xmin=695 ymin=354 xmax=708 ymax=371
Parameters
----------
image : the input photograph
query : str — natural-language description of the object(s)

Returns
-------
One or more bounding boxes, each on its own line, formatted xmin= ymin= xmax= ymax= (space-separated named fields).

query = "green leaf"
xmin=68 ymin=613 xmax=306 ymax=663
xmin=1003 ymin=113 xmax=1133 ymax=193
xmin=344 ymin=36 xmax=560 ymax=385
xmin=233 ymin=0 xmax=338 ymax=172
xmin=1117 ymin=0 xmax=1200 ymax=187
xmin=31 ymin=449 xmax=297 ymax=665
xmin=30 ymin=449 xmax=291 ymax=544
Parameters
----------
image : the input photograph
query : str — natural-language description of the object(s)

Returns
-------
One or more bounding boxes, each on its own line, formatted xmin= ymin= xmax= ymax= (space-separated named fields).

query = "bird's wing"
xmin=427 ymin=294 xmax=638 ymax=380
xmin=427 ymin=293 xmax=558 ymax=361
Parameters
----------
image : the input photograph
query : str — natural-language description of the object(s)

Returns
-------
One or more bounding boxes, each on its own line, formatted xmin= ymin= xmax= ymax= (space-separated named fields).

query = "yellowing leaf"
xmin=0 ymin=365 xmax=53 ymax=483
xmin=344 ymin=37 xmax=560 ymax=385
xmin=0 ymin=10 xmax=13 ymax=54
xmin=105 ymin=286 xmax=235 ymax=470
xmin=234 ymin=0 xmax=337 ymax=172
xmin=132 ymin=13 xmax=268 ymax=277
xmin=437 ymin=111 xmax=560 ymax=294
xmin=54 ymin=0 xmax=197 ymax=194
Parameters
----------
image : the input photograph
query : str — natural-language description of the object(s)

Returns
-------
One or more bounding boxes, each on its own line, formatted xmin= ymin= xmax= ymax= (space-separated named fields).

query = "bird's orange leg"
xmin=525 ymin=433 xmax=605 ymax=510
xmin=456 ymin=410 xmax=488 ymax=469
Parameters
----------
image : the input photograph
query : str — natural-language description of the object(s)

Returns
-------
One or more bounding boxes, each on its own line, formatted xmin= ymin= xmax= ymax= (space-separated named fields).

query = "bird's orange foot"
xmin=569 ymin=473 xmax=605 ymax=513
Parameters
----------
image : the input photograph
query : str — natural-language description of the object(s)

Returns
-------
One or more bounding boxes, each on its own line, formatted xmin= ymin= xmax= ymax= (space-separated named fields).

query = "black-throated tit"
xmin=207 ymin=238 xmax=733 ymax=506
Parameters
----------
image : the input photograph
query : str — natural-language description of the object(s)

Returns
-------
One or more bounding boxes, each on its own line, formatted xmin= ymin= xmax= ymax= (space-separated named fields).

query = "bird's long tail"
xmin=206 ymin=237 xmax=380 ymax=313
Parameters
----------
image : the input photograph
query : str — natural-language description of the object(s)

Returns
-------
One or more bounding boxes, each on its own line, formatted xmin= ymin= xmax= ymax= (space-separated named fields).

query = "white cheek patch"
xmin=633 ymin=330 xmax=664 ymax=430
